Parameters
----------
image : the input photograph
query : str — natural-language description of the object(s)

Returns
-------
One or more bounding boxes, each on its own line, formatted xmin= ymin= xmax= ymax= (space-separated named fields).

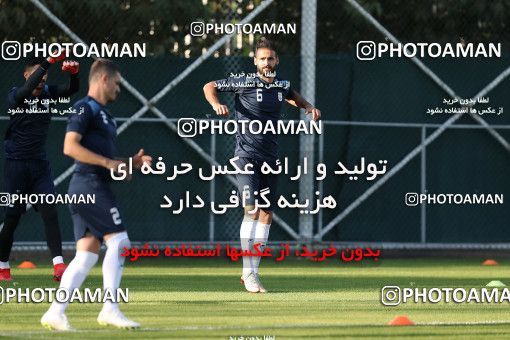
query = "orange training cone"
xmin=17 ymin=261 xmax=36 ymax=269
xmin=388 ymin=315 xmax=415 ymax=326
xmin=482 ymin=259 xmax=498 ymax=266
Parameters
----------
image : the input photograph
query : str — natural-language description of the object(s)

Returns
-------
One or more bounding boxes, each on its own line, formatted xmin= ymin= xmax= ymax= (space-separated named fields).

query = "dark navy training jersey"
xmin=215 ymin=74 xmax=292 ymax=162
xmin=5 ymin=85 xmax=62 ymax=160
xmin=66 ymin=96 xmax=118 ymax=181
xmin=5 ymin=62 xmax=79 ymax=160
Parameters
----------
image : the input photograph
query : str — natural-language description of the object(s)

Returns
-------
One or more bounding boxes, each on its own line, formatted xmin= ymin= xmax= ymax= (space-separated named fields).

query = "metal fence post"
xmin=209 ymin=133 xmax=216 ymax=242
xmin=299 ymin=0 xmax=317 ymax=241
xmin=420 ymin=126 xmax=427 ymax=244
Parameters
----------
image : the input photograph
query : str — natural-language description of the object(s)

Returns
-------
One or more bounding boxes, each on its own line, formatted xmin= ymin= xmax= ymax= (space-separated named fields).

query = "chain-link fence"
xmin=1 ymin=0 xmax=509 ymax=249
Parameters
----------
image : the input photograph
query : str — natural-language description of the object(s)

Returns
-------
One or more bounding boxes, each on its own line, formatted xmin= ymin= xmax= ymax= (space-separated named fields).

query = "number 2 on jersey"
xmin=110 ymin=207 xmax=122 ymax=225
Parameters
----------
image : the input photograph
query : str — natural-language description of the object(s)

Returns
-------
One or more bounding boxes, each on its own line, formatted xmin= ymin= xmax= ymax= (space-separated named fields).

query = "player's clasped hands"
xmin=107 ymin=149 xmax=152 ymax=181
xmin=132 ymin=149 xmax=153 ymax=169
xmin=46 ymin=47 xmax=80 ymax=74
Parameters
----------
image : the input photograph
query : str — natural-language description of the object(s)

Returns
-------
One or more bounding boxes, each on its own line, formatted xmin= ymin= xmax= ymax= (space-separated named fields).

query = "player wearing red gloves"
xmin=0 ymin=52 xmax=80 ymax=282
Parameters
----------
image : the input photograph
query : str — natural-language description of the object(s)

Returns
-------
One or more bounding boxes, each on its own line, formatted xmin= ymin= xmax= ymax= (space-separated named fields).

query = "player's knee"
xmin=76 ymin=233 xmax=101 ymax=253
xmin=259 ymin=209 xmax=272 ymax=224
xmin=243 ymin=206 xmax=259 ymax=221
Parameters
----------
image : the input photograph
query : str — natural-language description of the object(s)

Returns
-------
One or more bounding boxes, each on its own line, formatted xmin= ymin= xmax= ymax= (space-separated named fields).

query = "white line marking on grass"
xmin=421 ymin=320 xmax=510 ymax=326
xmin=4 ymin=320 xmax=510 ymax=337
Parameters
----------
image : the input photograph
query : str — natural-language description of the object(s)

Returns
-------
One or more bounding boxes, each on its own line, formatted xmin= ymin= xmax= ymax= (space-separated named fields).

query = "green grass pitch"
xmin=1 ymin=257 xmax=510 ymax=339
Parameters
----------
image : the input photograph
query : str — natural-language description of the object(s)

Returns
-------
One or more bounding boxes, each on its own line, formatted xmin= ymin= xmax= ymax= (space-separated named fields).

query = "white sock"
xmin=52 ymin=256 xmax=64 ymax=265
xmin=102 ymin=231 xmax=130 ymax=313
xmin=253 ymin=222 xmax=271 ymax=274
xmin=48 ymin=250 xmax=98 ymax=314
xmin=240 ymin=217 xmax=257 ymax=277
xmin=0 ymin=261 xmax=9 ymax=269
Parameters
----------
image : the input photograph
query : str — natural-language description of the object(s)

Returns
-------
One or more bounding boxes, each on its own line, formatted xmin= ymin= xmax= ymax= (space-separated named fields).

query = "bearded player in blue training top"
xmin=203 ymin=38 xmax=321 ymax=293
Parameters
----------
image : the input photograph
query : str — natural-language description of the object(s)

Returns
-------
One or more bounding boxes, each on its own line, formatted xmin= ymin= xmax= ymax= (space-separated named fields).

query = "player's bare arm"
xmin=203 ymin=81 xmax=229 ymax=116
xmin=64 ymin=134 xmax=151 ymax=175
xmin=285 ymin=89 xmax=321 ymax=121
xmin=63 ymin=131 xmax=122 ymax=170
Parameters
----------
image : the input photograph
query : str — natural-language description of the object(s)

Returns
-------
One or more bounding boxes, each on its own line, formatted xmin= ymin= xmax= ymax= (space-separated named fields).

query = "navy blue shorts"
xmin=234 ymin=157 xmax=278 ymax=211
xmin=68 ymin=173 xmax=126 ymax=242
xmin=2 ymin=159 xmax=55 ymax=215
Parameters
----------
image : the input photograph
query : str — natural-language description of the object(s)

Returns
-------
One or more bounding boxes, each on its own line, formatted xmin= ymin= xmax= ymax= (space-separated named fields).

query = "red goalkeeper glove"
xmin=47 ymin=50 xmax=66 ymax=64
xmin=62 ymin=60 xmax=79 ymax=74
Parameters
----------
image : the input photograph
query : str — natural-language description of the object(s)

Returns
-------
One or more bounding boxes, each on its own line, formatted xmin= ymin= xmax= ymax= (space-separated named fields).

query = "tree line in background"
xmin=1 ymin=0 xmax=508 ymax=56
